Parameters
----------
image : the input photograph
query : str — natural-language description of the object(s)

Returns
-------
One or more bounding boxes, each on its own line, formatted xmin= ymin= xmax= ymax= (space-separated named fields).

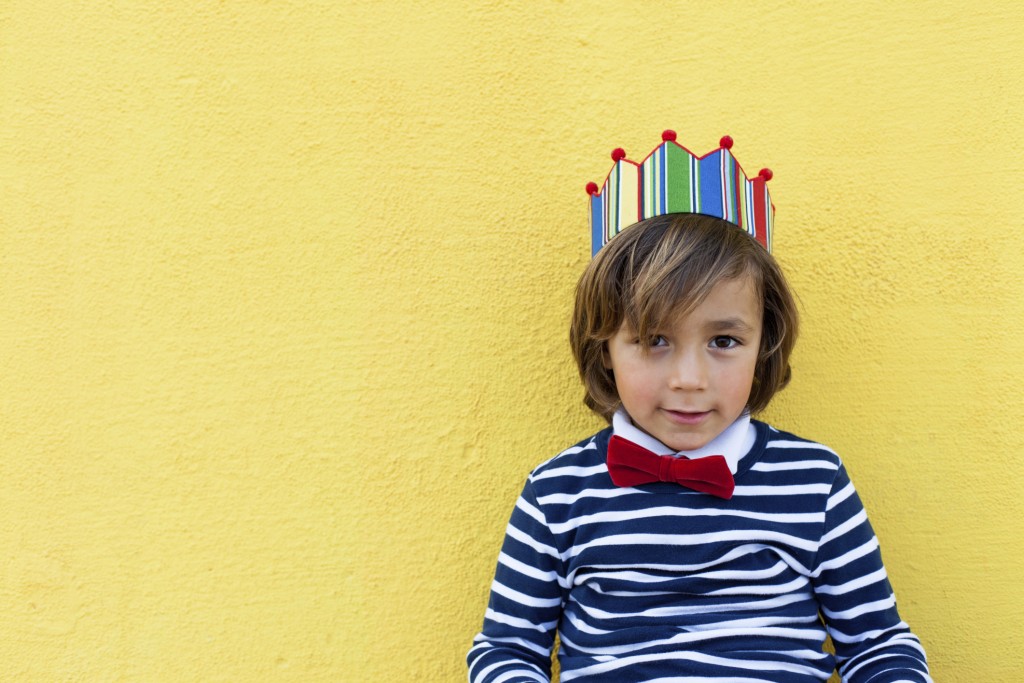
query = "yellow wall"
xmin=2 ymin=2 xmax=1022 ymax=680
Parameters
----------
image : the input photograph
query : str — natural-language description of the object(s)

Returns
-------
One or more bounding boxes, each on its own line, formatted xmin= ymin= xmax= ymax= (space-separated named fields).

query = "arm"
xmin=811 ymin=464 xmax=931 ymax=683
xmin=467 ymin=478 xmax=567 ymax=683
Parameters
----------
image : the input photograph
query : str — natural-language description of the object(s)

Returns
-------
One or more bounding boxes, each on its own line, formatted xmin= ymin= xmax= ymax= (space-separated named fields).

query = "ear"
xmin=601 ymin=343 xmax=612 ymax=370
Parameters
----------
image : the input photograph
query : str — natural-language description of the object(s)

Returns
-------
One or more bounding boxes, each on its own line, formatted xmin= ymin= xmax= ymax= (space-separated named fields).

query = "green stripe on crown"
xmin=664 ymin=143 xmax=692 ymax=214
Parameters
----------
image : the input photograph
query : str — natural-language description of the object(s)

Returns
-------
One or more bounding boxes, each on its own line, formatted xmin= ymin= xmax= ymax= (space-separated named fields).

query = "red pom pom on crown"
xmin=719 ymin=135 xmax=734 ymax=150
xmin=759 ymin=168 xmax=773 ymax=181
xmin=662 ymin=130 xmax=677 ymax=142
xmin=611 ymin=148 xmax=626 ymax=162
xmin=586 ymin=182 xmax=599 ymax=196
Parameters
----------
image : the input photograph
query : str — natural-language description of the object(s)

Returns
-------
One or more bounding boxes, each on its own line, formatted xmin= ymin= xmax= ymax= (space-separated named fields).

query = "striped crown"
xmin=586 ymin=131 xmax=775 ymax=256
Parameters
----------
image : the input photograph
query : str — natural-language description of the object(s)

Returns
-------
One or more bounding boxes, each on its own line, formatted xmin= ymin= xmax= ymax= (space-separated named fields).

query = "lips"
xmin=662 ymin=409 xmax=711 ymax=425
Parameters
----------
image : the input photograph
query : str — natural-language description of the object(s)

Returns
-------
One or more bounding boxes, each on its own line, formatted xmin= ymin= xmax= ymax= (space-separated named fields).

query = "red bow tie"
xmin=606 ymin=435 xmax=735 ymax=499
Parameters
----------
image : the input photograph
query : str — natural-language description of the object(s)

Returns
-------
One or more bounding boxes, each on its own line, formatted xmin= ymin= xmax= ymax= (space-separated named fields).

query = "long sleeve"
xmin=811 ymin=464 xmax=931 ymax=683
xmin=467 ymin=477 xmax=567 ymax=683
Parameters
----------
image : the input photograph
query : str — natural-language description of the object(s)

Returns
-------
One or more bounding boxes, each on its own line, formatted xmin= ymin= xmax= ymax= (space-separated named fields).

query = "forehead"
xmin=697 ymin=275 xmax=760 ymax=312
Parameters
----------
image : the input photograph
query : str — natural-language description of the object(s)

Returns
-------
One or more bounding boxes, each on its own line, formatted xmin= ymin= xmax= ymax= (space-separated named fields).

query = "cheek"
xmin=619 ymin=377 xmax=654 ymax=403
xmin=611 ymin=360 xmax=655 ymax=402
xmin=721 ymin=360 xmax=758 ymax=400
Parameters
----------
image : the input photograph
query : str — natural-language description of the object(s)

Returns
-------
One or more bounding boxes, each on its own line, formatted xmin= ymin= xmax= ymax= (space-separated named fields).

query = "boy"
xmin=468 ymin=133 xmax=930 ymax=682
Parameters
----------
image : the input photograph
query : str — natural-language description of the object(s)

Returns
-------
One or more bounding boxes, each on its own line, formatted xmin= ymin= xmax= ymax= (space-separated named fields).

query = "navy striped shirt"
xmin=468 ymin=422 xmax=930 ymax=682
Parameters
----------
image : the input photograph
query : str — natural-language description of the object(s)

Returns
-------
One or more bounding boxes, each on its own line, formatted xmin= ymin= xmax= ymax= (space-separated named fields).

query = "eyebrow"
xmin=706 ymin=317 xmax=756 ymax=333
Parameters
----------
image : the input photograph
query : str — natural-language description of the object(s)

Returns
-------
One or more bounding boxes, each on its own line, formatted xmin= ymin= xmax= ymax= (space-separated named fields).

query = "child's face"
xmin=606 ymin=275 xmax=762 ymax=451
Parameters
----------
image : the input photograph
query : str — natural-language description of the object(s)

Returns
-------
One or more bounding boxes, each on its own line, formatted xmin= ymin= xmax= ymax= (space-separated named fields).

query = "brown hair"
xmin=570 ymin=213 xmax=799 ymax=421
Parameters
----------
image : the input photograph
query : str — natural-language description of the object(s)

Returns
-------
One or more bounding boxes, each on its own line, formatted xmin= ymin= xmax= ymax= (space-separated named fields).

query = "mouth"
xmin=662 ymin=409 xmax=711 ymax=425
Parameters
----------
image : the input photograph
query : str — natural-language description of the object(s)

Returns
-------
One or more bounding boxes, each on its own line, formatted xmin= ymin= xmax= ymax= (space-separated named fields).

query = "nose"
xmin=668 ymin=348 xmax=707 ymax=391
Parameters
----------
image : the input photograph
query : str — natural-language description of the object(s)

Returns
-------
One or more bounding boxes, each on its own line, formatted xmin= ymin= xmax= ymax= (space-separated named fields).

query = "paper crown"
xmin=586 ymin=131 xmax=774 ymax=256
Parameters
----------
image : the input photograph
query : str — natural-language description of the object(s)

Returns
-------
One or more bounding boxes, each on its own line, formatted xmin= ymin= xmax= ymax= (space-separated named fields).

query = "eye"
xmin=637 ymin=334 xmax=668 ymax=347
xmin=710 ymin=336 xmax=740 ymax=349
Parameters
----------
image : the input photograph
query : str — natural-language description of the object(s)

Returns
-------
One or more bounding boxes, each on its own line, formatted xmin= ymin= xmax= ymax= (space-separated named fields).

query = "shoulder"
xmin=530 ymin=427 xmax=611 ymax=476
xmin=742 ymin=423 xmax=857 ymax=512
xmin=749 ymin=421 xmax=845 ymax=475
xmin=524 ymin=427 xmax=612 ymax=494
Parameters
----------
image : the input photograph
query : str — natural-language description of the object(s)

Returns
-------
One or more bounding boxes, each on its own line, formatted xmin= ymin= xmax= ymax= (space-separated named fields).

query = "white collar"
xmin=611 ymin=407 xmax=756 ymax=475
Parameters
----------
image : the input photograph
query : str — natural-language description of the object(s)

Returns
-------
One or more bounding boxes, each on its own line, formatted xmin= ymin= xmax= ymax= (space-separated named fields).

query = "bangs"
xmin=619 ymin=221 xmax=759 ymax=343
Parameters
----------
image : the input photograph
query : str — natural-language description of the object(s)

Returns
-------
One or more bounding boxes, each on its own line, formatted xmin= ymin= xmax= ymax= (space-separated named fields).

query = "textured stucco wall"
xmin=2 ymin=2 xmax=1023 ymax=681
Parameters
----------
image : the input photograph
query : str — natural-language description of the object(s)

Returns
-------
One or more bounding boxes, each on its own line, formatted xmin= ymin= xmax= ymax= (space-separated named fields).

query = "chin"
xmin=662 ymin=434 xmax=713 ymax=452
